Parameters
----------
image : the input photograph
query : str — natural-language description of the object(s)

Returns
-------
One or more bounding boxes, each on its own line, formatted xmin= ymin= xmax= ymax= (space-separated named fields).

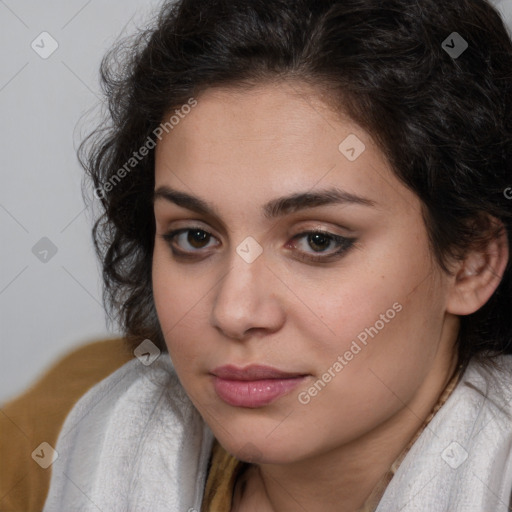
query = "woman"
xmin=43 ymin=0 xmax=512 ymax=510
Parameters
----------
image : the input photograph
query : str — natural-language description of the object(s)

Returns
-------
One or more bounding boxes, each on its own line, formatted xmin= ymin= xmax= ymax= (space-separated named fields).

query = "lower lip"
xmin=213 ymin=376 xmax=307 ymax=408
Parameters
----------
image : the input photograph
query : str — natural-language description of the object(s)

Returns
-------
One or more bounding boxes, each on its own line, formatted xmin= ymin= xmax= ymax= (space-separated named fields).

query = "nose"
xmin=210 ymin=249 xmax=286 ymax=341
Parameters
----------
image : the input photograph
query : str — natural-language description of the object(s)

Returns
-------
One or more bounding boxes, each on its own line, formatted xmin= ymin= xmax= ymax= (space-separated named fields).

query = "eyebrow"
xmin=153 ymin=185 xmax=376 ymax=220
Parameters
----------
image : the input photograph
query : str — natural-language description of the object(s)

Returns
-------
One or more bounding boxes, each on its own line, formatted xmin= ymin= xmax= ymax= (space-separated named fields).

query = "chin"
xmin=217 ymin=430 xmax=308 ymax=465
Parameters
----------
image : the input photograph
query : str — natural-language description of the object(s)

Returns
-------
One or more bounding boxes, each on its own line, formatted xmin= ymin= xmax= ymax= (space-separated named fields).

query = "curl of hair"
xmin=79 ymin=0 xmax=512 ymax=370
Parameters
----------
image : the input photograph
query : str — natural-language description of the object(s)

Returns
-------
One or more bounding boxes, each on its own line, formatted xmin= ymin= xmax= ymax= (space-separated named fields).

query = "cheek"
xmin=151 ymin=248 xmax=213 ymax=366
xmin=301 ymin=255 xmax=428 ymax=358
xmin=152 ymin=250 xmax=188 ymax=348
xmin=290 ymin=284 xmax=445 ymax=448
xmin=299 ymin=239 xmax=445 ymax=392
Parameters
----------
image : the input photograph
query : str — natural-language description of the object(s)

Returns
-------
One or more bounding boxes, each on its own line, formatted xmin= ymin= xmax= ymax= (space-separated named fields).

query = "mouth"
xmin=210 ymin=364 xmax=309 ymax=408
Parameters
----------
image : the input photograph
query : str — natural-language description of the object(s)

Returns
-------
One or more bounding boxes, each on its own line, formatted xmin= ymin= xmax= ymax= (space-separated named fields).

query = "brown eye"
xmin=289 ymin=230 xmax=356 ymax=263
xmin=161 ymin=227 xmax=219 ymax=254
xmin=307 ymin=233 xmax=332 ymax=252
xmin=187 ymin=229 xmax=210 ymax=249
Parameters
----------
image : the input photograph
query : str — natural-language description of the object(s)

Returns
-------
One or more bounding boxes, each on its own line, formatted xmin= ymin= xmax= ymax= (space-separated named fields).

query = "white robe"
xmin=43 ymin=353 xmax=512 ymax=511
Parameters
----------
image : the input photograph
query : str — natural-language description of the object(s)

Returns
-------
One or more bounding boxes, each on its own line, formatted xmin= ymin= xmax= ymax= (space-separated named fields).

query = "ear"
xmin=446 ymin=217 xmax=509 ymax=316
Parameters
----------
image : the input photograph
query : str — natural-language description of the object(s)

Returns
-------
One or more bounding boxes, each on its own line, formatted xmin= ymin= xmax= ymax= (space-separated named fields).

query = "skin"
xmin=151 ymin=80 xmax=509 ymax=511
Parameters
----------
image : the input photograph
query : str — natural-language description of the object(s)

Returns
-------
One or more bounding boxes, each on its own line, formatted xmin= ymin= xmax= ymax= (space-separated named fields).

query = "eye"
xmin=287 ymin=230 xmax=356 ymax=262
xmin=161 ymin=227 xmax=219 ymax=256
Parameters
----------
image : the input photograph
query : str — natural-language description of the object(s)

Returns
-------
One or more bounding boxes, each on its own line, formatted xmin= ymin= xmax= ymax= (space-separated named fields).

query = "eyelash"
xmin=160 ymin=227 xmax=356 ymax=263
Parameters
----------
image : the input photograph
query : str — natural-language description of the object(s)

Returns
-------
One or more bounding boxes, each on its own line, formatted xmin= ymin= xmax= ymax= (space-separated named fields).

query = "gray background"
xmin=0 ymin=0 xmax=162 ymax=404
xmin=1 ymin=0 xmax=511 ymax=404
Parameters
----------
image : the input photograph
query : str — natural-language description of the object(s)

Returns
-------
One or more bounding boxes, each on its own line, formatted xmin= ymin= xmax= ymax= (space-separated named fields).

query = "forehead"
xmin=182 ymin=81 xmax=343 ymax=132
xmin=154 ymin=81 xmax=361 ymax=167
xmin=153 ymin=81 xmax=419 ymax=220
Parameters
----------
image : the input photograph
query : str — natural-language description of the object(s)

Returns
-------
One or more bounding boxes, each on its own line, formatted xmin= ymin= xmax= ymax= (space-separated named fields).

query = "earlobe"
xmin=446 ymin=221 xmax=509 ymax=316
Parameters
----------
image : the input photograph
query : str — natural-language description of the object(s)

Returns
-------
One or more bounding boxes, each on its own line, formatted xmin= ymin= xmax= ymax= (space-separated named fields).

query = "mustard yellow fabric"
xmin=0 ymin=338 xmax=134 ymax=512
xmin=202 ymin=367 xmax=462 ymax=511
xmin=201 ymin=439 xmax=248 ymax=512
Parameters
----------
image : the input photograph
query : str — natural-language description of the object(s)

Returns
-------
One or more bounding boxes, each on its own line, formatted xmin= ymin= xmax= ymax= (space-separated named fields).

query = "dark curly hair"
xmin=79 ymin=0 xmax=512 ymax=371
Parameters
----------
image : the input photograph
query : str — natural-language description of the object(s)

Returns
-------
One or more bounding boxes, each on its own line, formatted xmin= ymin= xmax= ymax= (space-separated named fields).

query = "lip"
xmin=211 ymin=364 xmax=306 ymax=380
xmin=211 ymin=365 xmax=308 ymax=408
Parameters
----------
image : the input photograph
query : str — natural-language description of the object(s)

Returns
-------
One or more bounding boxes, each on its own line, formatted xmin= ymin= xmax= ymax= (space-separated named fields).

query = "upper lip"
xmin=211 ymin=364 xmax=306 ymax=381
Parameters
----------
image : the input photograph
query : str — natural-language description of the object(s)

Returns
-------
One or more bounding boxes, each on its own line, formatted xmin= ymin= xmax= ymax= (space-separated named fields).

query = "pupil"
xmin=188 ymin=230 xmax=208 ymax=248
xmin=309 ymin=233 xmax=330 ymax=252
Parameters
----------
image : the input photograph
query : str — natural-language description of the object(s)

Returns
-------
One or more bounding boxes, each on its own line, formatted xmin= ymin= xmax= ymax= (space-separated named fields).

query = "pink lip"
xmin=211 ymin=365 xmax=308 ymax=408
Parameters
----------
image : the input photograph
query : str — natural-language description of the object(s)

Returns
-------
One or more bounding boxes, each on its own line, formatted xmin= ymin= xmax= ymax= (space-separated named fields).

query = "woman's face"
xmin=152 ymin=81 xmax=458 ymax=464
